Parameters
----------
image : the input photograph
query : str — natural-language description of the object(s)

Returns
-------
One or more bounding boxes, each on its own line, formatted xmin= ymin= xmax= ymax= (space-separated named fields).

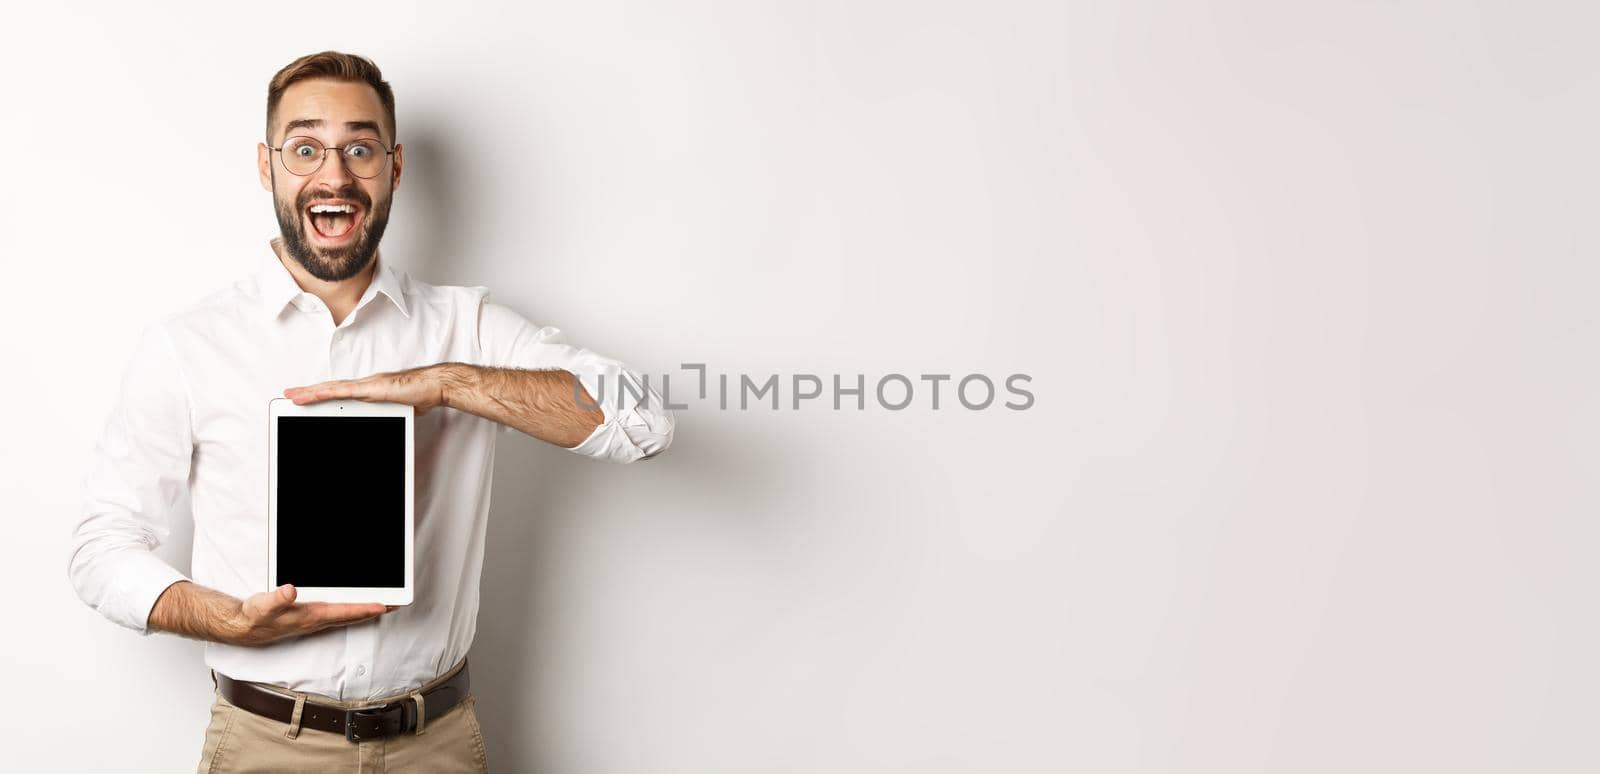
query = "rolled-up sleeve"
xmin=68 ymin=322 xmax=194 ymax=634
xmin=475 ymin=292 xmax=674 ymax=463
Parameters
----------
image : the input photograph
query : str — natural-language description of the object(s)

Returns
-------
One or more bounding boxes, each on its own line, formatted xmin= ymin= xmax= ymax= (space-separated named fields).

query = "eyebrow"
xmin=282 ymin=118 xmax=385 ymax=137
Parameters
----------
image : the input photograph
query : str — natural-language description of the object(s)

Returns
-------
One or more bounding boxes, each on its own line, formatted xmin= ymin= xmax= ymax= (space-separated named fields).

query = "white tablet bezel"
xmin=267 ymin=397 xmax=414 ymax=605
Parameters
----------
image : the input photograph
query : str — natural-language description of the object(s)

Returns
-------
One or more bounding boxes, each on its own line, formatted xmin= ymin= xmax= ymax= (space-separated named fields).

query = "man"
xmin=66 ymin=51 xmax=674 ymax=772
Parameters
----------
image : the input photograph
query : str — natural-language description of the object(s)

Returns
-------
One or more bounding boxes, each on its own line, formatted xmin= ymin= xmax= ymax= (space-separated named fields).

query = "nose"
xmin=311 ymin=147 xmax=355 ymax=188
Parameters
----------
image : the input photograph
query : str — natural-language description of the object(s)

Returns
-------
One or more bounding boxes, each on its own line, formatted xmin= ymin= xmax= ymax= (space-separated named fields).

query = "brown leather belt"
xmin=212 ymin=659 xmax=470 ymax=742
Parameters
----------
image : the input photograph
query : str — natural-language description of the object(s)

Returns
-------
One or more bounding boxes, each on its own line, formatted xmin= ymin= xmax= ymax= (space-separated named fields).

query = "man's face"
xmin=257 ymin=78 xmax=403 ymax=282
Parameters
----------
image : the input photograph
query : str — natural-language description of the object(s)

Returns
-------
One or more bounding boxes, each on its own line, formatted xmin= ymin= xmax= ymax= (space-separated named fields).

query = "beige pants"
xmin=195 ymin=658 xmax=489 ymax=773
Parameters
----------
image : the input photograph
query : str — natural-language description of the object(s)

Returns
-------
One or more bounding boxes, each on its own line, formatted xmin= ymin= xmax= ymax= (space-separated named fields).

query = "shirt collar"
xmin=256 ymin=239 xmax=411 ymax=322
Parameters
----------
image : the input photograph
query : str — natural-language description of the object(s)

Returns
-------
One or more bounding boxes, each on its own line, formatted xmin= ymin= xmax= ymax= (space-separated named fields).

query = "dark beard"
xmin=272 ymin=171 xmax=392 ymax=282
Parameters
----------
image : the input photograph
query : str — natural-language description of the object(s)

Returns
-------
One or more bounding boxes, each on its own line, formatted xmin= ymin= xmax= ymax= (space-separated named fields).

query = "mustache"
xmin=298 ymin=189 xmax=372 ymax=210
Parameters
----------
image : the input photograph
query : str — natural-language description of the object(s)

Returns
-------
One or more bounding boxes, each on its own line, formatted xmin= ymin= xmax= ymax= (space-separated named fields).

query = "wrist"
xmin=434 ymin=362 xmax=476 ymax=410
xmin=217 ymin=597 xmax=252 ymax=646
xmin=149 ymin=580 xmax=254 ymax=646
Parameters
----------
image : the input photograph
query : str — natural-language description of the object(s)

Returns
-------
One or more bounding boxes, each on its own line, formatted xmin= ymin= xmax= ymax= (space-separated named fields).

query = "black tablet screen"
xmin=276 ymin=415 xmax=405 ymax=588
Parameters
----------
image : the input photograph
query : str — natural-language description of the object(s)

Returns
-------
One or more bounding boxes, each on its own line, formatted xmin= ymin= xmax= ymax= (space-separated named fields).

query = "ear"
xmin=258 ymin=143 xmax=272 ymax=192
xmin=390 ymin=142 xmax=403 ymax=193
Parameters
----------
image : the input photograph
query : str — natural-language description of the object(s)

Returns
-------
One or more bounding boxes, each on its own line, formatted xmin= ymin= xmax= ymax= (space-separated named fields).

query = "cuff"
xmin=100 ymin=550 xmax=191 ymax=636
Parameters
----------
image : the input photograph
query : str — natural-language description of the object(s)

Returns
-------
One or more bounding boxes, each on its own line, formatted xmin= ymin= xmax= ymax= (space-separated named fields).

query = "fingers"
xmin=289 ymin=376 xmax=378 ymax=400
xmin=285 ymin=369 xmax=445 ymax=411
xmin=299 ymin=602 xmax=388 ymax=628
xmin=317 ymin=602 xmax=388 ymax=619
xmin=250 ymin=593 xmax=384 ymax=626
xmin=283 ymin=381 xmax=357 ymax=404
xmin=303 ymin=604 xmax=387 ymax=636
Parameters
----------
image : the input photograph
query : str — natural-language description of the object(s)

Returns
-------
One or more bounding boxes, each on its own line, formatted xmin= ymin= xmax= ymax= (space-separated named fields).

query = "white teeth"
xmin=308 ymin=204 xmax=355 ymax=214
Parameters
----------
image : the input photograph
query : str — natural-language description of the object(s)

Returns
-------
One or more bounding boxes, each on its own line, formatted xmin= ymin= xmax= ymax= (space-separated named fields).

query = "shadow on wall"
xmin=391 ymin=122 xmax=465 ymax=281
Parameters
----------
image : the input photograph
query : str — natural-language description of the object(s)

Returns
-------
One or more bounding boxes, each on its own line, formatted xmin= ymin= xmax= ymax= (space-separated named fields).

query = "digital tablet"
xmin=267 ymin=397 xmax=414 ymax=605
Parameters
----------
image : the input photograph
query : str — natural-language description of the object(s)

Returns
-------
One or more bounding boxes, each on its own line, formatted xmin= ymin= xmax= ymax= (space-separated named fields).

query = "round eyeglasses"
xmin=268 ymin=135 xmax=396 ymax=178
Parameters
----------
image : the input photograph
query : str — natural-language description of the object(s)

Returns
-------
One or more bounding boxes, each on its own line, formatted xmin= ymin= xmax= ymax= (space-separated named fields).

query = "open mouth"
xmin=305 ymin=202 xmax=363 ymax=242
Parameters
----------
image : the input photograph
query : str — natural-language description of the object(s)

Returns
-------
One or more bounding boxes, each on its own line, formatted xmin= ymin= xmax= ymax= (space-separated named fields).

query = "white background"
xmin=3 ymin=1 xmax=1595 ymax=771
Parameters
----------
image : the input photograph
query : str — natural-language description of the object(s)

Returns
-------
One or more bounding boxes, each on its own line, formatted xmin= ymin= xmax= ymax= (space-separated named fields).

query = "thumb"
xmin=252 ymin=583 xmax=295 ymax=614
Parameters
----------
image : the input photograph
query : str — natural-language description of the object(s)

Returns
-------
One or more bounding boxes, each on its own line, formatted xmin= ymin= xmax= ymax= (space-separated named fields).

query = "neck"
xmin=270 ymin=237 xmax=377 ymax=326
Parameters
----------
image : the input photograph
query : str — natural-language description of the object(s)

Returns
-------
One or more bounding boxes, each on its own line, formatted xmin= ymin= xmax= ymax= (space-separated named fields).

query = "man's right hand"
xmin=227 ymin=584 xmax=390 ymax=646
xmin=147 ymin=580 xmax=392 ymax=647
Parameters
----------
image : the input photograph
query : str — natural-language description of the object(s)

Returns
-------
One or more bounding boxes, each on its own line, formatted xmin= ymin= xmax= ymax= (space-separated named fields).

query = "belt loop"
xmin=408 ymin=691 xmax=427 ymax=736
xmin=284 ymin=694 xmax=307 ymax=740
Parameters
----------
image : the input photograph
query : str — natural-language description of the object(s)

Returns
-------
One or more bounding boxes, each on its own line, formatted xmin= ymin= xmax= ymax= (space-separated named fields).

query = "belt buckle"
xmin=344 ymin=705 xmax=396 ymax=742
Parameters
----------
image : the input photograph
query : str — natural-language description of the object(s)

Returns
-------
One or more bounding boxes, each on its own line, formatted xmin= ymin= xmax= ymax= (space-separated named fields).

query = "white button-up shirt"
xmin=68 ymin=243 xmax=674 ymax=700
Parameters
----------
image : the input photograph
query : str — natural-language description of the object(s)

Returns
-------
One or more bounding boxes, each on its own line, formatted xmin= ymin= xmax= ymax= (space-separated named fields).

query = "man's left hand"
xmin=283 ymin=364 xmax=457 ymax=416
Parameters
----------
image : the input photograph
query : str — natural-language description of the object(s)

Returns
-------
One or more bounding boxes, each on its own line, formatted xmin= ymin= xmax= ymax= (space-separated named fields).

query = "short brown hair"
xmin=266 ymin=51 xmax=396 ymax=144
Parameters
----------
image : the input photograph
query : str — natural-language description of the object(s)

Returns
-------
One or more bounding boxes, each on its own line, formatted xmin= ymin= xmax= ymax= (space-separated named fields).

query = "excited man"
xmin=67 ymin=51 xmax=674 ymax=772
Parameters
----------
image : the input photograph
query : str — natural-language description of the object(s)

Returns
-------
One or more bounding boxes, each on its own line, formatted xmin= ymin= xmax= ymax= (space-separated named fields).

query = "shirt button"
xmin=355 ymin=665 xmax=367 ymax=676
